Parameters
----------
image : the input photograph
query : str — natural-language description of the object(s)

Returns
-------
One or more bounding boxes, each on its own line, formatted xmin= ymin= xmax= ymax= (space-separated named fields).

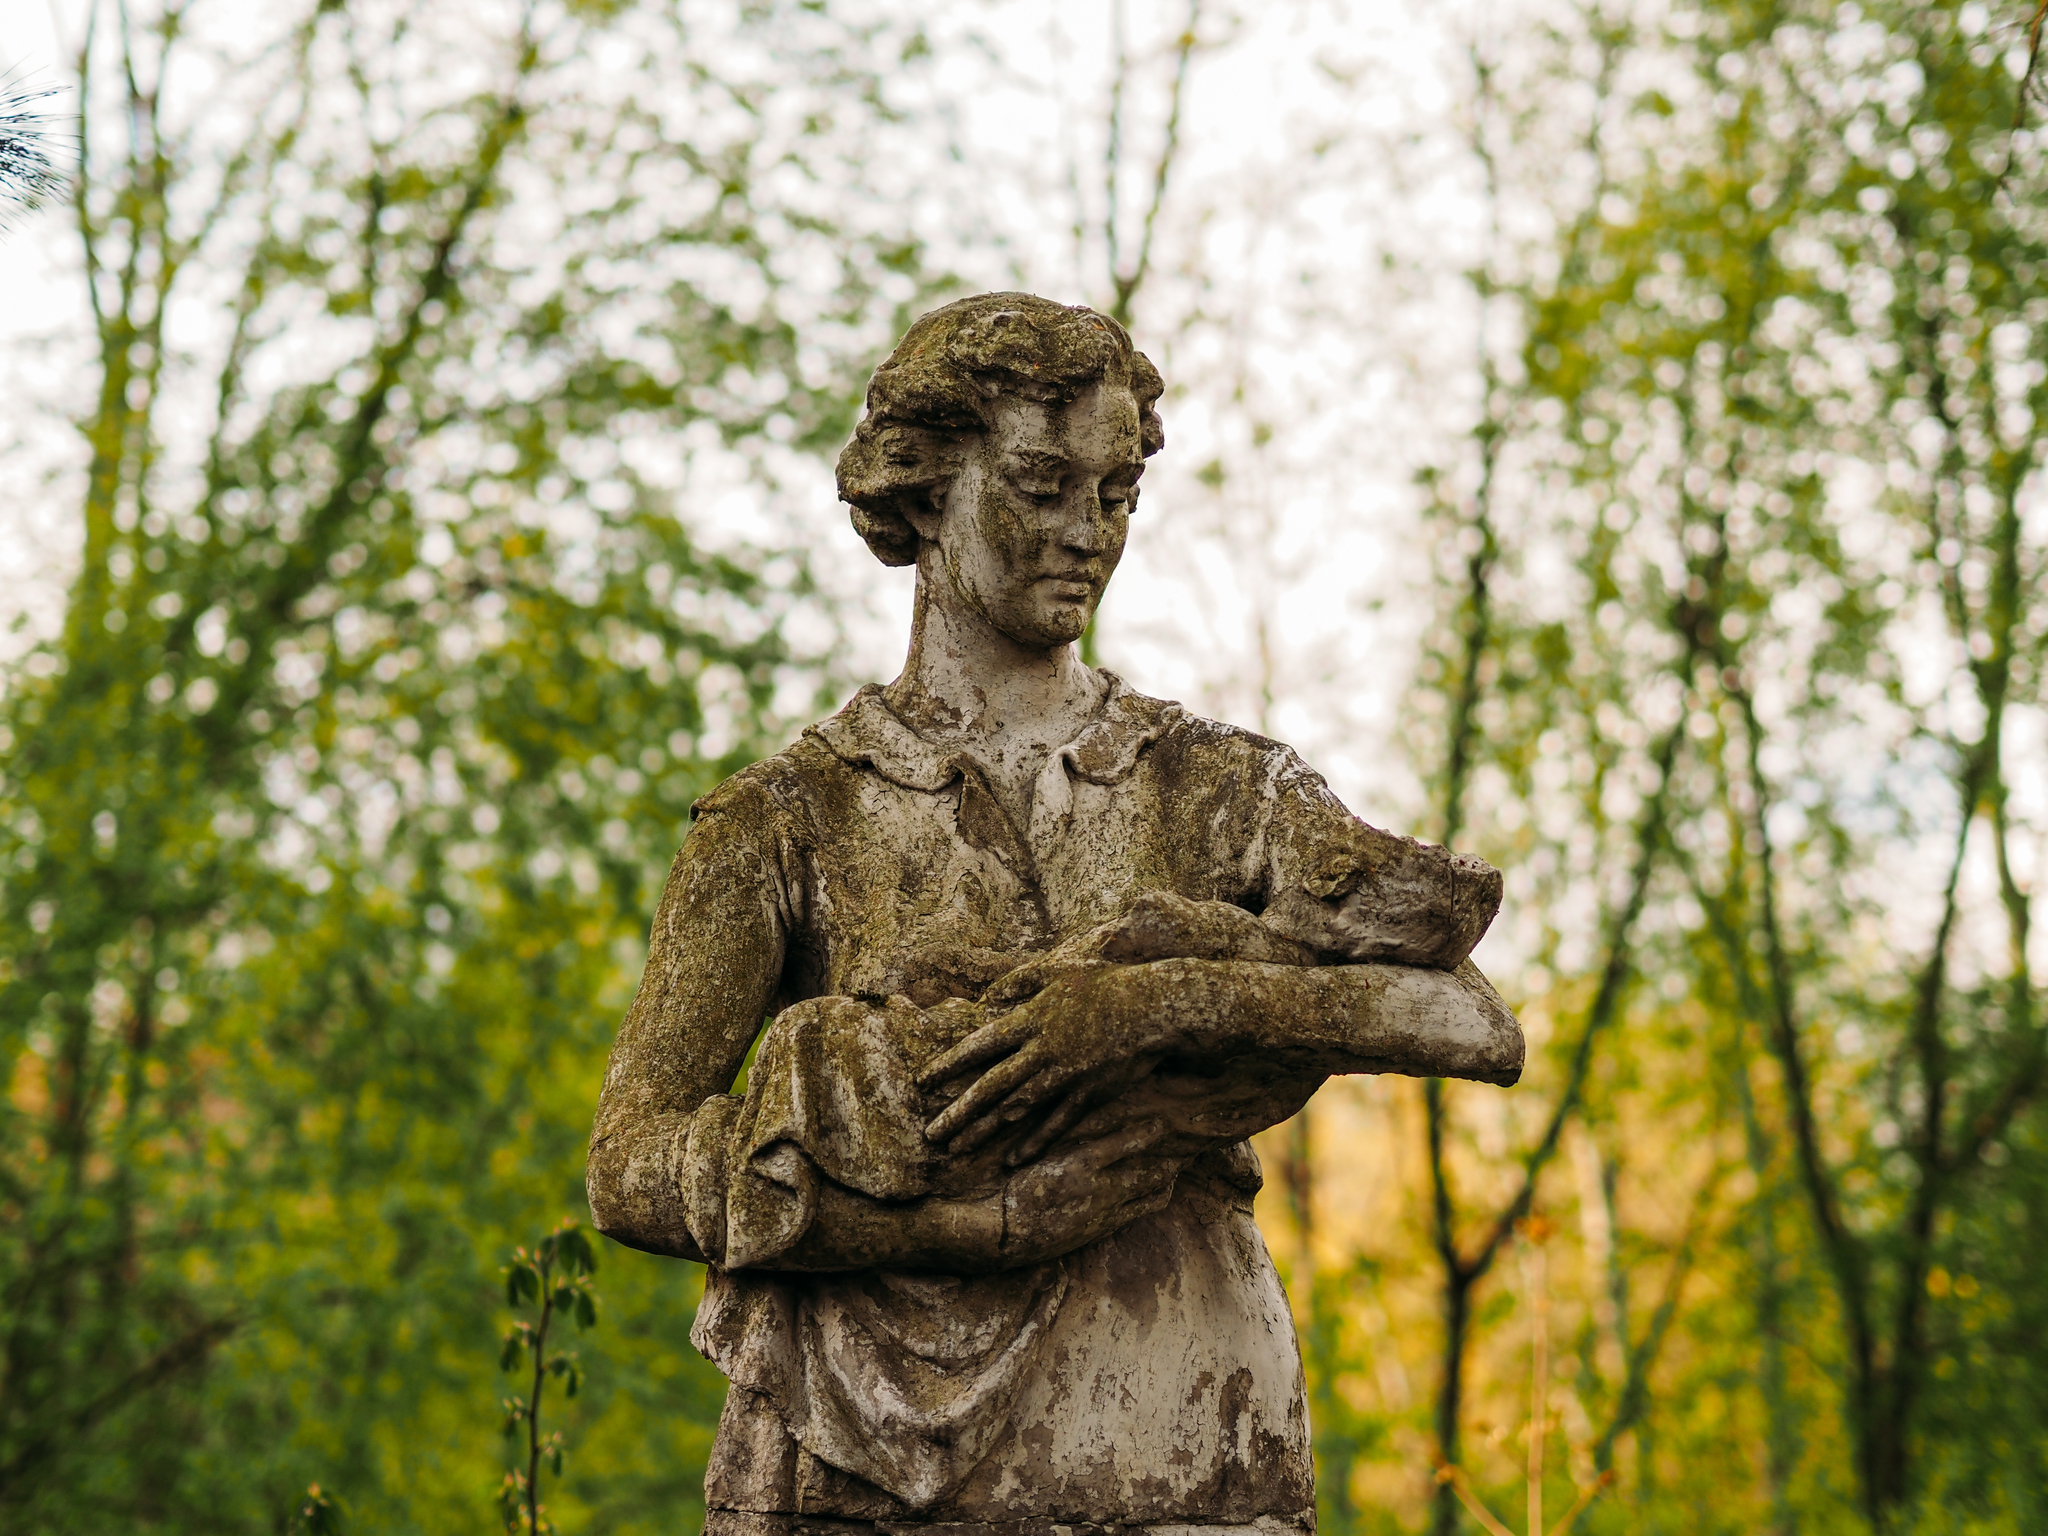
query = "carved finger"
xmin=1114 ymin=1153 xmax=1180 ymax=1196
xmin=1118 ymin=1187 xmax=1175 ymax=1223
xmin=926 ymin=1053 xmax=1051 ymax=1145
xmin=949 ymin=1067 xmax=1073 ymax=1154
xmin=943 ymin=1104 xmax=1014 ymax=1156
xmin=981 ymin=960 xmax=1055 ymax=1008
xmin=1100 ymin=1178 xmax=1177 ymax=1235
xmin=984 ymin=955 xmax=1120 ymax=1012
xmin=987 ymin=1058 xmax=1085 ymax=1126
xmin=1079 ymin=1116 xmax=1168 ymax=1167
xmin=1047 ymin=1078 xmax=1164 ymax=1146
xmin=918 ymin=1014 xmax=1030 ymax=1090
xmin=1011 ymin=1115 xmax=1162 ymax=1185
xmin=1008 ymin=1083 xmax=1115 ymax=1166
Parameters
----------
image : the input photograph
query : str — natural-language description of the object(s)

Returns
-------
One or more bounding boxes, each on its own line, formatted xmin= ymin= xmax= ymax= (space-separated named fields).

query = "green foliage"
xmin=1303 ymin=1256 xmax=1390 ymax=1536
xmin=498 ymin=1221 xmax=601 ymax=1535
xmin=0 ymin=1 xmax=942 ymax=1531
xmin=1395 ymin=0 xmax=2048 ymax=1531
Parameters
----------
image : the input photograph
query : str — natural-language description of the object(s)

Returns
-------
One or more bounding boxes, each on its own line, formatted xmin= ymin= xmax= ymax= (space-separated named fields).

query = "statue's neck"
xmin=881 ymin=579 xmax=1104 ymax=756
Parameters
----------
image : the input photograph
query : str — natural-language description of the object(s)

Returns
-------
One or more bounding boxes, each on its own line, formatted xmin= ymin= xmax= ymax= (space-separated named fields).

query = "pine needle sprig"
xmin=0 ymin=73 xmax=69 ymax=233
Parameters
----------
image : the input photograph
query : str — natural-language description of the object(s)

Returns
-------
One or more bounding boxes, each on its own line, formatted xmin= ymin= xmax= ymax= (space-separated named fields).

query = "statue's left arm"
xmin=924 ymin=750 xmax=1522 ymax=1153
xmin=924 ymin=953 xmax=1521 ymax=1154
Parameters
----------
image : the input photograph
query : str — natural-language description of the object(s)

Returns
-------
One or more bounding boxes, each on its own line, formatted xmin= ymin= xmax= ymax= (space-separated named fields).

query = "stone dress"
xmin=585 ymin=675 xmax=1505 ymax=1535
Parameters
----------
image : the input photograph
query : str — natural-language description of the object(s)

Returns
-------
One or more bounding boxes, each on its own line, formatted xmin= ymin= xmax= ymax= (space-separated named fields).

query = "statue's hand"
xmin=980 ymin=891 xmax=1313 ymax=1012
xmin=920 ymin=965 xmax=1187 ymax=1157
xmin=996 ymin=1118 xmax=1179 ymax=1265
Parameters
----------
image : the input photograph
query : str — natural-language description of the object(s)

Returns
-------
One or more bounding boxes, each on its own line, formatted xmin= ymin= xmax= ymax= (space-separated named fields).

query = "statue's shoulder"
xmin=1140 ymin=695 xmax=1324 ymax=787
xmin=687 ymin=731 xmax=850 ymax=827
xmin=1153 ymin=706 xmax=1282 ymax=753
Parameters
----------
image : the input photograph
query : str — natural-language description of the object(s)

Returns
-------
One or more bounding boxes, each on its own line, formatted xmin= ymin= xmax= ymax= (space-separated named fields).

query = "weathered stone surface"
xmin=587 ymin=292 xmax=1522 ymax=1530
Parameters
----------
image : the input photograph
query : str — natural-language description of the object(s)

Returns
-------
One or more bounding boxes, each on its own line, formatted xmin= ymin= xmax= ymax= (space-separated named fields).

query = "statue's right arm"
xmin=585 ymin=803 xmax=1019 ymax=1270
xmin=585 ymin=805 xmax=785 ymax=1262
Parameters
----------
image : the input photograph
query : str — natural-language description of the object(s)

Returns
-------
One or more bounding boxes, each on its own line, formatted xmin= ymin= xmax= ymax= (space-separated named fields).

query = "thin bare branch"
xmin=1434 ymin=1465 xmax=1518 ymax=1536
xmin=0 ymin=1317 xmax=235 ymax=1500
xmin=1992 ymin=0 xmax=2048 ymax=199
xmin=1103 ymin=0 xmax=1126 ymax=284
xmin=1592 ymin=1158 xmax=1722 ymax=1470
xmin=1546 ymin=1473 xmax=1614 ymax=1536
xmin=1106 ymin=0 xmax=1199 ymax=326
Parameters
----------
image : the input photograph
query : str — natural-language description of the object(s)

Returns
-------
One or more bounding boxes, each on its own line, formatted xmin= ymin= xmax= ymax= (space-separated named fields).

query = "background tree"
xmin=1403 ymin=0 xmax=2048 ymax=1529
xmin=0 ymin=1 xmax=942 ymax=1529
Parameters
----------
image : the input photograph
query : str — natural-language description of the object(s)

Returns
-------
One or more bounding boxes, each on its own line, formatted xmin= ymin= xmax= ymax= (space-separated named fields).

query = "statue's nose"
xmin=1057 ymin=496 xmax=1111 ymax=554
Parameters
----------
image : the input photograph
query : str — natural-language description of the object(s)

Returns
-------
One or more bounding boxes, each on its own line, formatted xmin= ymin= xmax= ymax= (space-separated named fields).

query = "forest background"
xmin=1 ymin=0 xmax=2044 ymax=1532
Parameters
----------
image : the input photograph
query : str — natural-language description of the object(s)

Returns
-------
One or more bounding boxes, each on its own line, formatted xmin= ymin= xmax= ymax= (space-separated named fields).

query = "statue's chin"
xmin=999 ymin=604 xmax=1090 ymax=649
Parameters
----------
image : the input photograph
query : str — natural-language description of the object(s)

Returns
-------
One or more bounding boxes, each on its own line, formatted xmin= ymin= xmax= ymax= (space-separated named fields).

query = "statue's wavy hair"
xmin=835 ymin=292 xmax=1166 ymax=567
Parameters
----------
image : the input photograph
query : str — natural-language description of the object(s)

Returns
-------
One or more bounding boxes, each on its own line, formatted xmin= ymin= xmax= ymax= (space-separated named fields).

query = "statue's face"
xmin=920 ymin=382 xmax=1145 ymax=649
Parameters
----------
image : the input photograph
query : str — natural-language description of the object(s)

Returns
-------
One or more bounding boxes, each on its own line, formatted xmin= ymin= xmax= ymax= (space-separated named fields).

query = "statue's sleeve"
xmin=585 ymin=781 xmax=790 ymax=1262
xmin=1252 ymin=747 xmax=1503 ymax=969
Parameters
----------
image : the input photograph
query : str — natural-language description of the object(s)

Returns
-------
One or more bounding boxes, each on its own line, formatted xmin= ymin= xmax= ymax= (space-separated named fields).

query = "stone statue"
xmin=587 ymin=293 xmax=1522 ymax=1534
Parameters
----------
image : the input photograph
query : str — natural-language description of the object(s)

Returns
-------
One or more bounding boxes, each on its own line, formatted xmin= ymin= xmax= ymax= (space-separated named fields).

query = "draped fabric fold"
xmin=693 ymin=1261 xmax=1069 ymax=1509
xmin=686 ymin=994 xmax=1067 ymax=1508
xmin=720 ymin=996 xmax=938 ymax=1271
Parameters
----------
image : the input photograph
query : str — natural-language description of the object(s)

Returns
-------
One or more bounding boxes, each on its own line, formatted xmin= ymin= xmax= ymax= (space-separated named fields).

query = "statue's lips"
xmin=1037 ymin=576 xmax=1099 ymax=603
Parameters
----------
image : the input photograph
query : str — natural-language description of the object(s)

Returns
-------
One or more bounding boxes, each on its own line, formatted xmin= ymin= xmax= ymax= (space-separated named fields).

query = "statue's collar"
xmin=806 ymin=671 xmax=1184 ymax=794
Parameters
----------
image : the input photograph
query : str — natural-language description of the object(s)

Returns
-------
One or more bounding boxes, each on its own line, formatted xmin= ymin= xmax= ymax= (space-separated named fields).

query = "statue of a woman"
xmin=587 ymin=293 xmax=1522 ymax=1533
